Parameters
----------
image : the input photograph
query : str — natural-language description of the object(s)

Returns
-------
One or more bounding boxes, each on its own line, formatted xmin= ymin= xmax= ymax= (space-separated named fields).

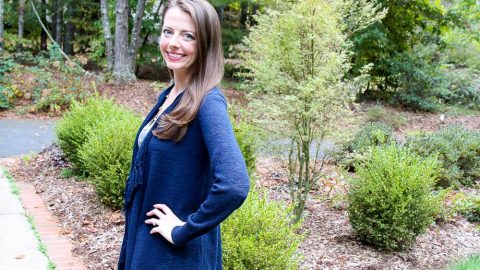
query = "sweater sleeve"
xmin=171 ymin=90 xmax=250 ymax=246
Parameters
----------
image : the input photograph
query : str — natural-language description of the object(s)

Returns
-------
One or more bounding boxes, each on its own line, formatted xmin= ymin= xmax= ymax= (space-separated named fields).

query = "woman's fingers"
xmin=145 ymin=218 xmax=159 ymax=226
xmin=146 ymin=208 xmax=166 ymax=218
xmin=154 ymin=204 xmax=174 ymax=215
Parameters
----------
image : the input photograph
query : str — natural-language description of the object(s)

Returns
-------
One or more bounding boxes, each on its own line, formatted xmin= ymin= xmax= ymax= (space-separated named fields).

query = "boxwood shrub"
xmin=222 ymin=186 xmax=303 ymax=270
xmin=78 ymin=111 xmax=141 ymax=209
xmin=55 ymin=95 xmax=126 ymax=174
xmin=348 ymin=145 xmax=440 ymax=251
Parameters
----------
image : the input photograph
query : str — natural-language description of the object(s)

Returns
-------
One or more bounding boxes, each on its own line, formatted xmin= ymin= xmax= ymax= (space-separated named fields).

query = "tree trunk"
xmin=240 ymin=2 xmax=248 ymax=28
xmin=0 ymin=0 xmax=3 ymax=55
xmin=128 ymin=0 xmax=147 ymax=74
xmin=63 ymin=1 xmax=74 ymax=55
xmin=51 ymin=0 xmax=57 ymax=41
xmin=100 ymin=0 xmax=114 ymax=72
xmin=55 ymin=0 xmax=63 ymax=45
xmin=40 ymin=0 xmax=47 ymax=50
xmin=215 ymin=6 xmax=224 ymax=25
xmin=138 ymin=0 xmax=165 ymax=73
xmin=113 ymin=0 xmax=135 ymax=82
xmin=249 ymin=3 xmax=259 ymax=26
xmin=17 ymin=0 xmax=25 ymax=52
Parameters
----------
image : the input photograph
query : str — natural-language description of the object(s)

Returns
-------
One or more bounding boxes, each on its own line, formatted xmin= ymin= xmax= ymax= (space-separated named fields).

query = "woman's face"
xmin=160 ymin=7 xmax=198 ymax=76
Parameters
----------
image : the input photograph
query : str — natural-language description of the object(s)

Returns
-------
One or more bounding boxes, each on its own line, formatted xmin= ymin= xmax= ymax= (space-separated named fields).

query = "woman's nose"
xmin=168 ymin=34 xmax=180 ymax=49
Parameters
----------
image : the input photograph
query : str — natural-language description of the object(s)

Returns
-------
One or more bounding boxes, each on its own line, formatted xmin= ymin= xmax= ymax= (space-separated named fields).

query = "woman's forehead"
xmin=163 ymin=7 xmax=196 ymax=32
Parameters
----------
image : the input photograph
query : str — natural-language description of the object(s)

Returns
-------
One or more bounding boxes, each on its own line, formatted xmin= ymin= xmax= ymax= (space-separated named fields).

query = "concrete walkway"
xmin=0 ymin=119 xmax=85 ymax=270
xmin=0 ymin=168 xmax=49 ymax=270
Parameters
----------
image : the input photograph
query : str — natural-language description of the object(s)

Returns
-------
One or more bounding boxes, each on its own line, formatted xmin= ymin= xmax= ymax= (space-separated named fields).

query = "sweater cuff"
xmin=171 ymin=224 xmax=191 ymax=246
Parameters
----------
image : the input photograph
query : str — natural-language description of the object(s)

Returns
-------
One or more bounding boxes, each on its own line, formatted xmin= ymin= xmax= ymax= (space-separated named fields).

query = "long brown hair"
xmin=153 ymin=0 xmax=224 ymax=142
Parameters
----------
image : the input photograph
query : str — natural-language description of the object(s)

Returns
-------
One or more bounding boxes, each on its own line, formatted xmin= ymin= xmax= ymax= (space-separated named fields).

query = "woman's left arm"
xmin=170 ymin=91 xmax=250 ymax=246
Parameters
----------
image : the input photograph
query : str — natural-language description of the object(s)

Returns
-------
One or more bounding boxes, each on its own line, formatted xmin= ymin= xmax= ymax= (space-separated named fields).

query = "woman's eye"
xmin=183 ymin=33 xmax=195 ymax=41
xmin=162 ymin=29 xmax=173 ymax=36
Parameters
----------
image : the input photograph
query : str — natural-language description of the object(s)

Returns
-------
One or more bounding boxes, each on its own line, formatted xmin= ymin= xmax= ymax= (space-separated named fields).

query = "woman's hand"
xmin=145 ymin=204 xmax=186 ymax=244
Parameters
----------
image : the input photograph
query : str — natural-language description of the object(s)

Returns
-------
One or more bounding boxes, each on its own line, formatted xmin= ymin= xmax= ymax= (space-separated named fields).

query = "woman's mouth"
xmin=167 ymin=51 xmax=185 ymax=61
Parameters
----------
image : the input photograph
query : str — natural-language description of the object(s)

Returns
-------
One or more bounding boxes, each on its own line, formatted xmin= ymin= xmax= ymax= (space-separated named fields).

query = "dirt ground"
xmin=3 ymin=79 xmax=480 ymax=270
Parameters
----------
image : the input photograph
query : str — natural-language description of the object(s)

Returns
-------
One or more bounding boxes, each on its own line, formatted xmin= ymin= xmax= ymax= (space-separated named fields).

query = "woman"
xmin=117 ymin=0 xmax=250 ymax=269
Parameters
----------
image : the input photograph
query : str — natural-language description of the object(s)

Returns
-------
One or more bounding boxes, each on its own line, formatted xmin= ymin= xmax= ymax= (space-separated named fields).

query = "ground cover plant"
xmin=333 ymin=122 xmax=396 ymax=171
xmin=405 ymin=125 xmax=480 ymax=187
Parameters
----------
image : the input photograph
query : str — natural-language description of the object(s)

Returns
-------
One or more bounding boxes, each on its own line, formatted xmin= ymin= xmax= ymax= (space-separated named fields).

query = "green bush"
xmin=448 ymin=255 xmax=480 ymax=270
xmin=222 ymin=187 xmax=303 ymax=270
xmin=348 ymin=145 xmax=440 ymax=251
xmin=405 ymin=125 xmax=480 ymax=187
xmin=224 ymin=110 xmax=302 ymax=269
xmin=442 ymin=68 xmax=480 ymax=109
xmin=230 ymin=107 xmax=258 ymax=176
xmin=78 ymin=112 xmax=141 ymax=209
xmin=334 ymin=122 xmax=396 ymax=170
xmin=460 ymin=195 xmax=480 ymax=223
xmin=55 ymin=95 xmax=126 ymax=173
xmin=350 ymin=122 xmax=396 ymax=153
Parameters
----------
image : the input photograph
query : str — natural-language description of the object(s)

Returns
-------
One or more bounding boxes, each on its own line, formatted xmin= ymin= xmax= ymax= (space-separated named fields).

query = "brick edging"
xmin=16 ymin=181 xmax=86 ymax=270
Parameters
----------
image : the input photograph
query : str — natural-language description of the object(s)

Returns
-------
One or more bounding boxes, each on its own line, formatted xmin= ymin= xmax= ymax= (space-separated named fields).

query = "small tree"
xmin=242 ymin=0 xmax=385 ymax=221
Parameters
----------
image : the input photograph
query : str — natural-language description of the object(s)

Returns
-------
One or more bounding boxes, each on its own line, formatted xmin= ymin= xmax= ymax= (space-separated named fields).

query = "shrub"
xmin=222 ymin=187 xmax=303 ymax=270
xmin=230 ymin=106 xmax=258 ymax=176
xmin=348 ymin=145 xmax=440 ymax=251
xmin=78 ymin=111 xmax=141 ymax=209
xmin=442 ymin=68 xmax=480 ymax=109
xmin=459 ymin=195 xmax=480 ymax=223
xmin=334 ymin=122 xmax=396 ymax=171
xmin=55 ymin=95 xmax=126 ymax=173
xmin=447 ymin=255 xmax=480 ymax=270
xmin=405 ymin=125 xmax=480 ymax=187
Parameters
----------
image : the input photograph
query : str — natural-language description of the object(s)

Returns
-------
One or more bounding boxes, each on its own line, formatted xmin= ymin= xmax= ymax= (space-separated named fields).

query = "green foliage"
xmin=334 ymin=122 xmax=396 ymax=171
xmin=351 ymin=0 xmax=452 ymax=110
xmin=389 ymin=47 xmax=450 ymax=112
xmin=442 ymin=67 xmax=480 ymax=109
xmin=447 ymin=255 xmax=480 ymax=270
xmin=455 ymin=195 xmax=480 ymax=223
xmin=0 ymin=58 xmax=20 ymax=109
xmin=222 ymin=27 xmax=247 ymax=56
xmin=222 ymin=187 xmax=303 ymax=270
xmin=348 ymin=145 xmax=440 ymax=251
xmin=405 ymin=125 xmax=480 ymax=187
xmin=55 ymin=95 xmax=126 ymax=173
xmin=78 ymin=112 xmax=141 ymax=209
xmin=433 ymin=188 xmax=465 ymax=223
xmin=365 ymin=105 xmax=406 ymax=129
xmin=349 ymin=122 xmax=395 ymax=153
xmin=242 ymin=0 xmax=384 ymax=221
xmin=230 ymin=106 xmax=258 ymax=175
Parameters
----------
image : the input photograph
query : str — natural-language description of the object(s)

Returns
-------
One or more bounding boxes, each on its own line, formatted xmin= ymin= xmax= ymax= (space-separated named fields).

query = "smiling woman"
xmin=117 ymin=1 xmax=250 ymax=270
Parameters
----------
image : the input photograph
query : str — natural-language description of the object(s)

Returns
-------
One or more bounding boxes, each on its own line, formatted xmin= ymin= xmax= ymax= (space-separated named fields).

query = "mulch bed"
xmin=7 ymin=145 xmax=480 ymax=270
xmin=3 ymin=79 xmax=480 ymax=269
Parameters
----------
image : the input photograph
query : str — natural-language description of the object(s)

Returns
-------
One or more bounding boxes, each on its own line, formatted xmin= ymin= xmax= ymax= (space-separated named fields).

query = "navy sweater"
xmin=118 ymin=86 xmax=250 ymax=270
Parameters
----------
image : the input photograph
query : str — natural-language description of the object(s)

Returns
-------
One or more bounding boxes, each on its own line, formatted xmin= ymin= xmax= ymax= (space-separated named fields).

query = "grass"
xmin=442 ymin=104 xmax=480 ymax=117
xmin=2 ymin=168 xmax=19 ymax=195
xmin=1 ymin=167 xmax=57 ymax=270
xmin=447 ymin=255 xmax=480 ymax=270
